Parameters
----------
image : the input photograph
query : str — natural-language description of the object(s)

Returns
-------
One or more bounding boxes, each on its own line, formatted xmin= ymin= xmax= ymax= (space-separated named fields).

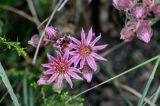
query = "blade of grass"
xmin=0 ymin=63 xmax=20 ymax=106
xmin=137 ymin=57 xmax=160 ymax=106
xmin=23 ymin=70 xmax=28 ymax=106
xmin=66 ymin=54 xmax=160 ymax=103
xmin=152 ymin=81 xmax=160 ymax=103
xmin=29 ymin=87 xmax=34 ymax=106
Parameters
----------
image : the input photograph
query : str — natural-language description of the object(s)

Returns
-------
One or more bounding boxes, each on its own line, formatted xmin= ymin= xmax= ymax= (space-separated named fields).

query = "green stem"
xmin=0 ymin=63 xmax=20 ymax=106
xmin=66 ymin=54 xmax=160 ymax=103
xmin=138 ymin=57 xmax=160 ymax=106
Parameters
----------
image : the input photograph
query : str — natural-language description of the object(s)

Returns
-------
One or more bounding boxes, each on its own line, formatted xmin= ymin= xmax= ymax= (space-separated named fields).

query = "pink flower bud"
xmin=37 ymin=75 xmax=50 ymax=85
xmin=120 ymin=21 xmax=137 ymax=41
xmin=28 ymin=34 xmax=49 ymax=47
xmin=45 ymin=26 xmax=59 ymax=40
xmin=152 ymin=3 xmax=160 ymax=17
xmin=136 ymin=21 xmax=153 ymax=43
xmin=112 ymin=0 xmax=134 ymax=10
xmin=81 ymin=64 xmax=93 ymax=83
xmin=128 ymin=3 xmax=148 ymax=20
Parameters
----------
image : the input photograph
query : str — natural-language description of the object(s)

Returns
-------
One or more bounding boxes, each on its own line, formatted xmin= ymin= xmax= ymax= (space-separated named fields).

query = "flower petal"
xmin=47 ymin=54 xmax=59 ymax=64
xmin=42 ymin=63 xmax=54 ymax=68
xmin=67 ymin=57 xmax=75 ymax=65
xmin=74 ymin=55 xmax=81 ymax=67
xmin=70 ymin=51 xmax=79 ymax=55
xmin=82 ymin=72 xmax=93 ymax=83
xmin=48 ymin=73 xmax=59 ymax=83
xmin=86 ymin=56 xmax=97 ymax=71
xmin=91 ymin=52 xmax=107 ymax=61
xmin=69 ymin=36 xmax=81 ymax=45
xmin=70 ymin=68 xmax=81 ymax=73
xmin=90 ymin=34 xmax=101 ymax=46
xmin=57 ymin=75 xmax=63 ymax=88
xmin=81 ymin=28 xmax=86 ymax=44
xmin=68 ymin=71 xmax=82 ymax=80
xmin=64 ymin=74 xmax=73 ymax=88
xmin=80 ymin=59 xmax=85 ymax=69
xmin=43 ymin=69 xmax=55 ymax=75
xmin=56 ymin=51 xmax=62 ymax=61
xmin=69 ymin=43 xmax=79 ymax=49
xmin=93 ymin=44 xmax=108 ymax=50
xmin=63 ymin=49 xmax=69 ymax=62
xmin=87 ymin=28 xmax=93 ymax=45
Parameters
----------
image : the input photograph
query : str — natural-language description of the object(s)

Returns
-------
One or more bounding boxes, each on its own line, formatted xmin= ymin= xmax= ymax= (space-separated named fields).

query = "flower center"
xmin=55 ymin=63 xmax=68 ymax=74
xmin=79 ymin=45 xmax=92 ymax=57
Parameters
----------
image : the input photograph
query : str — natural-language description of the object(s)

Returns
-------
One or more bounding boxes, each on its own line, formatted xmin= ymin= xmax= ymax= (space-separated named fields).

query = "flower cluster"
xmin=112 ymin=0 xmax=160 ymax=43
xmin=29 ymin=27 xmax=108 ymax=88
xmin=28 ymin=26 xmax=59 ymax=48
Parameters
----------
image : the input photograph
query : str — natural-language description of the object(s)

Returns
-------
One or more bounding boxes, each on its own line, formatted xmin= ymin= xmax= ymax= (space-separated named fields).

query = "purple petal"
xmin=48 ymin=73 xmax=59 ymax=83
xmin=93 ymin=44 xmax=108 ymax=50
xmin=70 ymin=51 xmax=79 ymax=55
xmin=69 ymin=36 xmax=81 ymax=45
xmin=47 ymin=54 xmax=59 ymax=64
xmin=82 ymin=72 xmax=93 ymax=83
xmin=91 ymin=52 xmax=107 ymax=61
xmin=63 ymin=49 xmax=69 ymax=61
xmin=67 ymin=57 xmax=75 ymax=65
xmin=69 ymin=43 xmax=79 ymax=49
xmin=43 ymin=69 xmax=55 ymax=75
xmin=86 ymin=56 xmax=97 ymax=70
xmin=64 ymin=74 xmax=73 ymax=88
xmin=57 ymin=75 xmax=63 ymax=88
xmin=90 ymin=34 xmax=101 ymax=46
xmin=80 ymin=59 xmax=85 ymax=69
xmin=70 ymin=68 xmax=81 ymax=73
xmin=87 ymin=28 xmax=93 ymax=45
xmin=81 ymin=28 xmax=86 ymax=44
xmin=68 ymin=71 xmax=82 ymax=80
xmin=42 ymin=63 xmax=54 ymax=68
xmin=56 ymin=51 xmax=62 ymax=61
xmin=74 ymin=56 xmax=81 ymax=67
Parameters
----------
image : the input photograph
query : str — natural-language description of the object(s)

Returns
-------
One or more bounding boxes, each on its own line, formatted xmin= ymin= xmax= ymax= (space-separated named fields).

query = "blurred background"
xmin=0 ymin=0 xmax=160 ymax=106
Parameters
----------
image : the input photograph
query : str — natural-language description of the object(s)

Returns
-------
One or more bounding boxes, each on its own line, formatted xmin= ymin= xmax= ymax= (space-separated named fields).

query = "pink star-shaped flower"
xmin=69 ymin=28 xmax=107 ymax=71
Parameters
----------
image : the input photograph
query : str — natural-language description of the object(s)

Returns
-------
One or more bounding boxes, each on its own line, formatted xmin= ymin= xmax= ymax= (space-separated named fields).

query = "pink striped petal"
xmin=86 ymin=56 xmax=97 ymax=70
xmin=69 ymin=43 xmax=79 ymax=49
xmin=56 ymin=51 xmax=62 ymax=61
xmin=74 ymin=56 xmax=81 ymax=67
xmin=43 ymin=69 xmax=55 ymax=75
xmin=57 ymin=75 xmax=63 ymax=88
xmin=81 ymin=28 xmax=86 ymax=44
xmin=70 ymin=51 xmax=79 ymax=55
xmin=63 ymin=49 xmax=69 ymax=62
xmin=47 ymin=54 xmax=59 ymax=64
xmin=70 ymin=68 xmax=81 ymax=73
xmin=69 ymin=36 xmax=81 ymax=45
xmin=90 ymin=34 xmax=101 ymax=46
xmin=87 ymin=28 xmax=93 ymax=45
xmin=48 ymin=73 xmax=59 ymax=83
xmin=64 ymin=74 xmax=73 ymax=88
xmin=93 ymin=44 xmax=108 ymax=50
xmin=68 ymin=71 xmax=82 ymax=80
xmin=42 ymin=63 xmax=54 ymax=68
xmin=91 ymin=53 xmax=107 ymax=61
xmin=82 ymin=72 xmax=93 ymax=83
xmin=67 ymin=57 xmax=75 ymax=65
xmin=80 ymin=59 xmax=85 ymax=69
